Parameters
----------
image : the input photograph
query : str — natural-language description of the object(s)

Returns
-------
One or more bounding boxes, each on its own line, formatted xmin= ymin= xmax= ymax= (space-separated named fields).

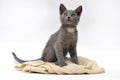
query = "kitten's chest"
xmin=57 ymin=27 xmax=78 ymax=47
xmin=66 ymin=28 xmax=77 ymax=39
xmin=62 ymin=30 xmax=77 ymax=45
xmin=67 ymin=28 xmax=75 ymax=33
xmin=65 ymin=32 xmax=77 ymax=40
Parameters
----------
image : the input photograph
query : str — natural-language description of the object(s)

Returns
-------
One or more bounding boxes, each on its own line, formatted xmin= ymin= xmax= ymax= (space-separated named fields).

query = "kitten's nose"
xmin=68 ymin=17 xmax=70 ymax=20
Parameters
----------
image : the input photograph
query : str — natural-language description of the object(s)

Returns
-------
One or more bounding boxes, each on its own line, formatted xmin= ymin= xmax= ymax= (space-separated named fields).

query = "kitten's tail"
xmin=12 ymin=52 xmax=41 ymax=63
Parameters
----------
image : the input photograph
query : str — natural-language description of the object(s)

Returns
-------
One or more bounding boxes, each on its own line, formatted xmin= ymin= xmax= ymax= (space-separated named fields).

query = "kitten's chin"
xmin=66 ymin=22 xmax=72 ymax=25
xmin=64 ymin=22 xmax=77 ymax=26
xmin=61 ymin=20 xmax=78 ymax=26
xmin=64 ymin=21 xmax=73 ymax=25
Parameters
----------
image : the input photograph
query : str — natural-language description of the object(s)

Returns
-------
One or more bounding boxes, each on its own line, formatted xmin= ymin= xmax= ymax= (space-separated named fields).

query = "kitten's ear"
xmin=59 ymin=4 xmax=67 ymax=15
xmin=75 ymin=6 xmax=82 ymax=16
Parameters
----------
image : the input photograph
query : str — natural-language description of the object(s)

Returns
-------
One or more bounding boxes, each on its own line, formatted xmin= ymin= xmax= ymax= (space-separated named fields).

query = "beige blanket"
xmin=15 ymin=56 xmax=105 ymax=74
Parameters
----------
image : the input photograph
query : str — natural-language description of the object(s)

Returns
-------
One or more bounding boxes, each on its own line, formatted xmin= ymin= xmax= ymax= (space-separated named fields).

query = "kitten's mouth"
xmin=66 ymin=19 xmax=72 ymax=22
xmin=66 ymin=20 xmax=73 ymax=25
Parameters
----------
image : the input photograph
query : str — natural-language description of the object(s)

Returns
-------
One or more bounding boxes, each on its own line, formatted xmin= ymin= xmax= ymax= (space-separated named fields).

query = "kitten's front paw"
xmin=55 ymin=61 xmax=67 ymax=67
xmin=59 ymin=62 xmax=67 ymax=67
xmin=71 ymin=59 xmax=79 ymax=65
xmin=55 ymin=61 xmax=59 ymax=65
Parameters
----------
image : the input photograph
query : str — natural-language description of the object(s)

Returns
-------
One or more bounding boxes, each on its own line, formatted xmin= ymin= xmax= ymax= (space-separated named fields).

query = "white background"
xmin=0 ymin=0 xmax=120 ymax=80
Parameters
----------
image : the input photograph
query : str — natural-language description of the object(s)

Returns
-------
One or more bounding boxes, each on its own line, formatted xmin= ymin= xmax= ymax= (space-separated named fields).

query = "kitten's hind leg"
xmin=41 ymin=48 xmax=57 ymax=62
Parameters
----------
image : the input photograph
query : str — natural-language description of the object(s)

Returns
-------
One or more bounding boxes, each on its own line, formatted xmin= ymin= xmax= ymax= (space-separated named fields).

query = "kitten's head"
xmin=60 ymin=4 xmax=82 ymax=26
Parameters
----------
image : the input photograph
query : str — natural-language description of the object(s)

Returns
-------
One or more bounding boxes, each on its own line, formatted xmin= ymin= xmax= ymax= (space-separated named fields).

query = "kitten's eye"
xmin=71 ymin=14 xmax=75 ymax=16
xmin=64 ymin=13 xmax=67 ymax=16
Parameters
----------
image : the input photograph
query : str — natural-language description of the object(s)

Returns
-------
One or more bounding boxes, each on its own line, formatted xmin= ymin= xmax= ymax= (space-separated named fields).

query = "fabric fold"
xmin=14 ymin=56 xmax=105 ymax=74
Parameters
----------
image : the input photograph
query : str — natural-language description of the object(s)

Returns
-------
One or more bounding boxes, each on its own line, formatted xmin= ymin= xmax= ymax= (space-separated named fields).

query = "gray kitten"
xmin=12 ymin=4 xmax=82 ymax=67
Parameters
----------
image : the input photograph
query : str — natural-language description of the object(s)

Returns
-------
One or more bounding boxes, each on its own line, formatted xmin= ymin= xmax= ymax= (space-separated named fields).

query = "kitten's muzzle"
xmin=67 ymin=17 xmax=72 ymax=21
xmin=68 ymin=17 xmax=70 ymax=20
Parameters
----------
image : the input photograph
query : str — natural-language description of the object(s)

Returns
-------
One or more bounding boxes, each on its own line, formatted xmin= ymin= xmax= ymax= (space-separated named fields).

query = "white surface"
xmin=0 ymin=0 xmax=120 ymax=80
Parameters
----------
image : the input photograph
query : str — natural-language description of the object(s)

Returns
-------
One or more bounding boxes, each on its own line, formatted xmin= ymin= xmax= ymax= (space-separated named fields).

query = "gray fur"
xmin=12 ymin=4 xmax=82 ymax=67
